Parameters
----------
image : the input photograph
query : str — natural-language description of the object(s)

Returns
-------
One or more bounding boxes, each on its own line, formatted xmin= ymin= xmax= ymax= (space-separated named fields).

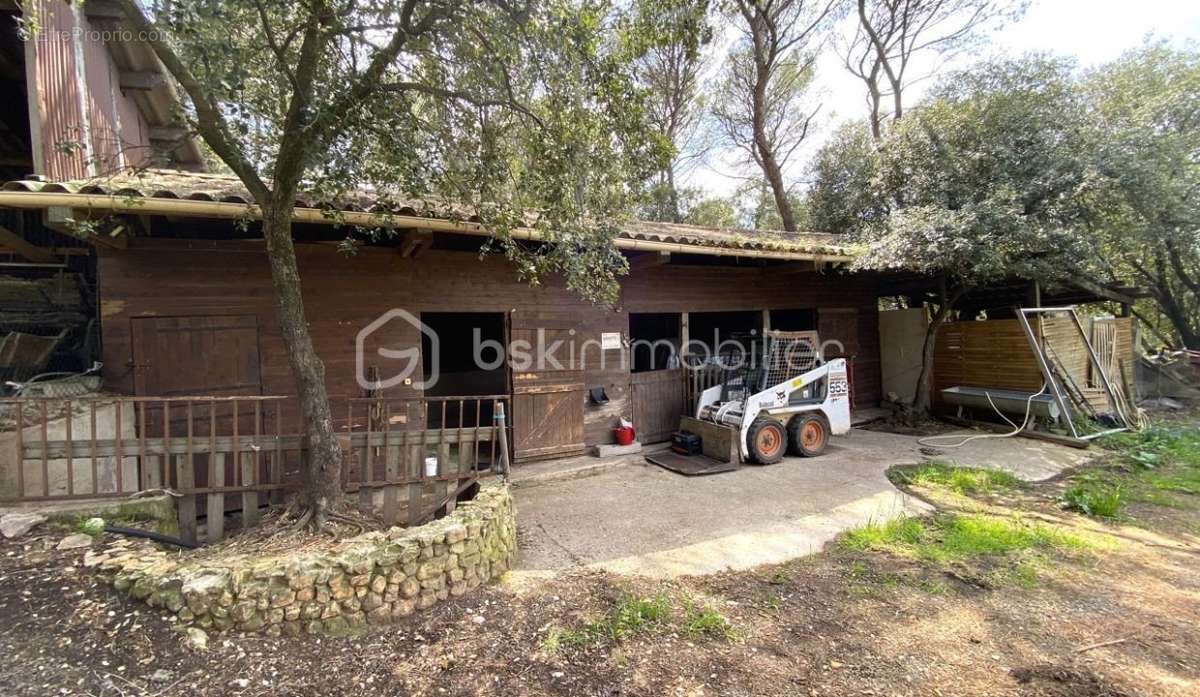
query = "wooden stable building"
xmin=0 ymin=170 xmax=883 ymax=464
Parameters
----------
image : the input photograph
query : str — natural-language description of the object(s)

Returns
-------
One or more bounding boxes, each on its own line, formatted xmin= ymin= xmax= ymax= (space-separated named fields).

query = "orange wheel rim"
xmin=757 ymin=427 xmax=782 ymax=456
xmin=801 ymin=421 xmax=824 ymax=448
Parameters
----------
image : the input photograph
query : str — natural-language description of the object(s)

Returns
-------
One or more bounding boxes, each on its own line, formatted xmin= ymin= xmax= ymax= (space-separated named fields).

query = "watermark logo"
xmin=356 ymin=309 xmax=438 ymax=391
xmin=358 ymin=309 xmax=848 ymax=392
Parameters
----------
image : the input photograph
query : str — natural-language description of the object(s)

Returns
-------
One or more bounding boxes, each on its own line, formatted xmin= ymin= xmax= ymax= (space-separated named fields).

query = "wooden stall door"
xmin=131 ymin=315 xmax=263 ymax=396
xmin=631 ymin=369 xmax=685 ymax=443
xmin=130 ymin=315 xmax=267 ymax=520
xmin=510 ymin=310 xmax=586 ymax=462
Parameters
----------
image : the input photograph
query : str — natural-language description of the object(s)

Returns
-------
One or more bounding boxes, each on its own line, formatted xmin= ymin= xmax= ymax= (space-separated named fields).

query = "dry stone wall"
xmin=100 ymin=483 xmax=516 ymax=636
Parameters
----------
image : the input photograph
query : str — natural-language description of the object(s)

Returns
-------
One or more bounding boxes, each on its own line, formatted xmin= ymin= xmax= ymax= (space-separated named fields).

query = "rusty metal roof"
xmin=1 ymin=169 xmax=855 ymax=259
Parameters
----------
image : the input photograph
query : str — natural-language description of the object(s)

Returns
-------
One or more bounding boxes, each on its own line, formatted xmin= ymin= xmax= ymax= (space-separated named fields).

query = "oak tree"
xmin=119 ymin=0 xmax=667 ymax=527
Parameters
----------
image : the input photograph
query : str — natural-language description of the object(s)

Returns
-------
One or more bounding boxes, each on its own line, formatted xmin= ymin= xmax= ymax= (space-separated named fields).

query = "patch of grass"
xmin=1144 ymin=466 xmax=1200 ymax=495
xmin=839 ymin=513 xmax=1093 ymax=564
xmin=1101 ymin=426 xmax=1200 ymax=470
xmin=597 ymin=592 xmax=671 ymax=642
xmin=681 ymin=598 xmax=737 ymax=641
xmin=540 ymin=626 xmax=595 ymax=654
xmin=912 ymin=577 xmax=952 ymax=594
xmin=1008 ymin=560 xmax=1043 ymax=589
xmin=544 ymin=591 xmax=733 ymax=649
xmin=897 ymin=461 xmax=1021 ymax=496
xmin=768 ymin=570 xmax=791 ymax=585
xmin=840 ymin=517 xmax=926 ymax=553
xmin=1060 ymin=479 xmax=1125 ymax=520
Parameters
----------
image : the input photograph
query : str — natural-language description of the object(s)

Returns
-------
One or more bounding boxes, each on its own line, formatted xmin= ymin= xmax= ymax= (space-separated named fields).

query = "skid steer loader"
xmin=678 ymin=331 xmax=851 ymax=466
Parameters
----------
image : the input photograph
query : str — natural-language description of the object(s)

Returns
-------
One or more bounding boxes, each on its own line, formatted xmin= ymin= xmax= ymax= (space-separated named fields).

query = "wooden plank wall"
xmin=98 ymin=240 xmax=883 ymax=448
xmin=932 ymin=316 xmax=1137 ymax=409
xmin=932 ymin=319 xmax=1045 ymax=402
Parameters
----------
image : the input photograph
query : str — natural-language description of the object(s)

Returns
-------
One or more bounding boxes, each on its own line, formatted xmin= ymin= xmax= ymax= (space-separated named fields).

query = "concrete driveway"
xmin=513 ymin=428 xmax=1092 ymax=577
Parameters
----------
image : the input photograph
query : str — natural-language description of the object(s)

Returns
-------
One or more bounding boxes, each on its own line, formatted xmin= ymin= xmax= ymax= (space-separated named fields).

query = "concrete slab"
xmin=514 ymin=428 xmax=1092 ymax=577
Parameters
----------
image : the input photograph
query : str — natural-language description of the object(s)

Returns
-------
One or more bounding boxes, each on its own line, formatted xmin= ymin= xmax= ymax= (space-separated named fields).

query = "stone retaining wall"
xmin=100 ymin=482 xmax=516 ymax=636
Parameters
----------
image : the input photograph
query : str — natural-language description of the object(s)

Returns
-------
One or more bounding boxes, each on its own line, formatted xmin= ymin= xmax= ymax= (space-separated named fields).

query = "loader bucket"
xmin=679 ymin=415 xmax=739 ymax=464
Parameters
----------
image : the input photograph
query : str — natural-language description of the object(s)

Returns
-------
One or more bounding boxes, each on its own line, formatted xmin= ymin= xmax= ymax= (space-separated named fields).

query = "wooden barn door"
xmin=509 ymin=309 xmax=586 ymax=462
xmin=130 ymin=315 xmax=263 ymax=396
xmin=631 ymin=369 xmax=685 ymax=443
xmin=130 ymin=315 xmax=265 ymax=511
xmin=818 ymin=308 xmax=860 ymax=408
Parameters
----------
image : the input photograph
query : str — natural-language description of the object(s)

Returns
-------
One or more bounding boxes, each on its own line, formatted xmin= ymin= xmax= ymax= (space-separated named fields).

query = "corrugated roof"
xmin=1 ymin=169 xmax=854 ymax=259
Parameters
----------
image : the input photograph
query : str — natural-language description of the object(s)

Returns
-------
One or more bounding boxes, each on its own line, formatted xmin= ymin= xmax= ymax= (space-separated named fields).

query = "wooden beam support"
xmin=82 ymin=0 xmax=125 ymax=20
xmin=118 ymin=70 xmax=166 ymax=91
xmin=628 ymin=251 xmax=670 ymax=271
xmin=0 ymin=224 xmax=55 ymax=263
xmin=148 ymin=126 xmax=190 ymax=142
xmin=399 ymin=229 xmax=433 ymax=258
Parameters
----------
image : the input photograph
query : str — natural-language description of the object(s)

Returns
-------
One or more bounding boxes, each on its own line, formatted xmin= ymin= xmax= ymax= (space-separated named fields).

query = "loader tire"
xmin=787 ymin=413 xmax=829 ymax=457
xmin=747 ymin=417 xmax=786 ymax=464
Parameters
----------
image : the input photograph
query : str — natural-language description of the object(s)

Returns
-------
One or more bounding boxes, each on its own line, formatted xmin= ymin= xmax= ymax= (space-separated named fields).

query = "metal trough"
xmin=941 ymin=386 xmax=1061 ymax=421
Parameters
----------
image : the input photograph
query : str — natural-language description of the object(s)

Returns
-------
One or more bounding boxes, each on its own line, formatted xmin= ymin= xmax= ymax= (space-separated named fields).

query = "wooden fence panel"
xmin=1 ymin=394 xmax=506 ymax=543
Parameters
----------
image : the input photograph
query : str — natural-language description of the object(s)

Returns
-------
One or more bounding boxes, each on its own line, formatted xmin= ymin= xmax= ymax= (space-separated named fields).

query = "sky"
xmin=684 ymin=0 xmax=1200 ymax=198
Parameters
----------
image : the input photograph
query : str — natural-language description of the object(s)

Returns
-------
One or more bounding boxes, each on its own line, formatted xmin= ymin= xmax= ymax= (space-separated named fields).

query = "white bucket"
xmin=424 ymin=456 xmax=438 ymax=477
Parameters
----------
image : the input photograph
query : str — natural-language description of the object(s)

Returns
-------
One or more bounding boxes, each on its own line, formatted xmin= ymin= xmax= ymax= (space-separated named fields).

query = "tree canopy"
xmin=1079 ymin=43 xmax=1200 ymax=348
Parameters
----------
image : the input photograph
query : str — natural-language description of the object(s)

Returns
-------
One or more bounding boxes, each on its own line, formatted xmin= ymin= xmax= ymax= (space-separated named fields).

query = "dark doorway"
xmin=770 ymin=308 xmax=817 ymax=332
xmin=420 ymin=312 xmax=508 ymax=398
xmin=420 ymin=312 xmax=508 ymax=438
xmin=687 ymin=310 xmax=762 ymax=362
xmin=629 ymin=313 xmax=681 ymax=372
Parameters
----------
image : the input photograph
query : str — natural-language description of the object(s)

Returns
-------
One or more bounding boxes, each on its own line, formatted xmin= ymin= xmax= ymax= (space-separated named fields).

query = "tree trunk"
xmin=261 ymin=205 xmax=342 ymax=526
xmin=666 ymin=167 xmax=682 ymax=224
xmin=759 ymin=147 xmax=796 ymax=232
xmin=867 ymin=76 xmax=883 ymax=140
xmin=913 ymin=284 xmax=960 ymax=413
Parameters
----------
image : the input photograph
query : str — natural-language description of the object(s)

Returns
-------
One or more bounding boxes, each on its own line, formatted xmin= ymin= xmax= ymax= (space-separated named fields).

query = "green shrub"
xmin=1060 ymin=480 xmax=1125 ymax=519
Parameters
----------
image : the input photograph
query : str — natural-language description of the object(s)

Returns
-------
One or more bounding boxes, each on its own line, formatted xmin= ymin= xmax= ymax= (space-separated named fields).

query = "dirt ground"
xmin=2 ymin=416 xmax=1198 ymax=696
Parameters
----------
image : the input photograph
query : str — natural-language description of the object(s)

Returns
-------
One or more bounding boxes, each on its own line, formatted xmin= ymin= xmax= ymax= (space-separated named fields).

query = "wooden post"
xmin=207 ymin=453 xmax=225 ymax=542
xmin=177 ymin=455 xmax=197 ymax=544
xmin=240 ymin=451 xmax=258 ymax=529
xmin=494 ymin=402 xmax=510 ymax=479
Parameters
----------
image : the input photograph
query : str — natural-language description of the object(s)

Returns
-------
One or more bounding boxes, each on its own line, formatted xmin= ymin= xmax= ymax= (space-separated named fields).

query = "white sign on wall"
xmin=600 ymin=332 xmax=622 ymax=351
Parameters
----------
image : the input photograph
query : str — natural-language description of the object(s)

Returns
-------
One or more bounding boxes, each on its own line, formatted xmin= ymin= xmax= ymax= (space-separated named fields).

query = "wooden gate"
xmin=631 ymin=369 xmax=685 ymax=443
xmin=509 ymin=309 xmax=586 ymax=461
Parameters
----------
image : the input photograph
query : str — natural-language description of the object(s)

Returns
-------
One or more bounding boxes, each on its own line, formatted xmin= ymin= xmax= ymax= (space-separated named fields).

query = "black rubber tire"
xmin=787 ymin=413 xmax=830 ymax=457
xmin=746 ymin=417 xmax=786 ymax=464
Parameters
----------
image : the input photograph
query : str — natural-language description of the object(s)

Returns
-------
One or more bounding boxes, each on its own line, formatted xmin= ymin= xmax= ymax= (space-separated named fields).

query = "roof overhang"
xmin=0 ymin=189 xmax=859 ymax=264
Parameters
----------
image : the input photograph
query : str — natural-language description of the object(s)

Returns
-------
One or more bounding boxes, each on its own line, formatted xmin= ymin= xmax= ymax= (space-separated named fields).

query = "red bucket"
xmin=614 ymin=425 xmax=636 ymax=446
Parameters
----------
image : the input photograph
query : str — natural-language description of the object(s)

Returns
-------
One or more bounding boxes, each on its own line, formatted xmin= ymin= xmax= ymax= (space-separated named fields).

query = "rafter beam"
xmin=399 ymin=229 xmax=433 ymax=258
xmin=148 ymin=126 xmax=190 ymax=142
xmin=0 ymin=224 xmax=55 ymax=263
xmin=118 ymin=70 xmax=166 ymax=91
